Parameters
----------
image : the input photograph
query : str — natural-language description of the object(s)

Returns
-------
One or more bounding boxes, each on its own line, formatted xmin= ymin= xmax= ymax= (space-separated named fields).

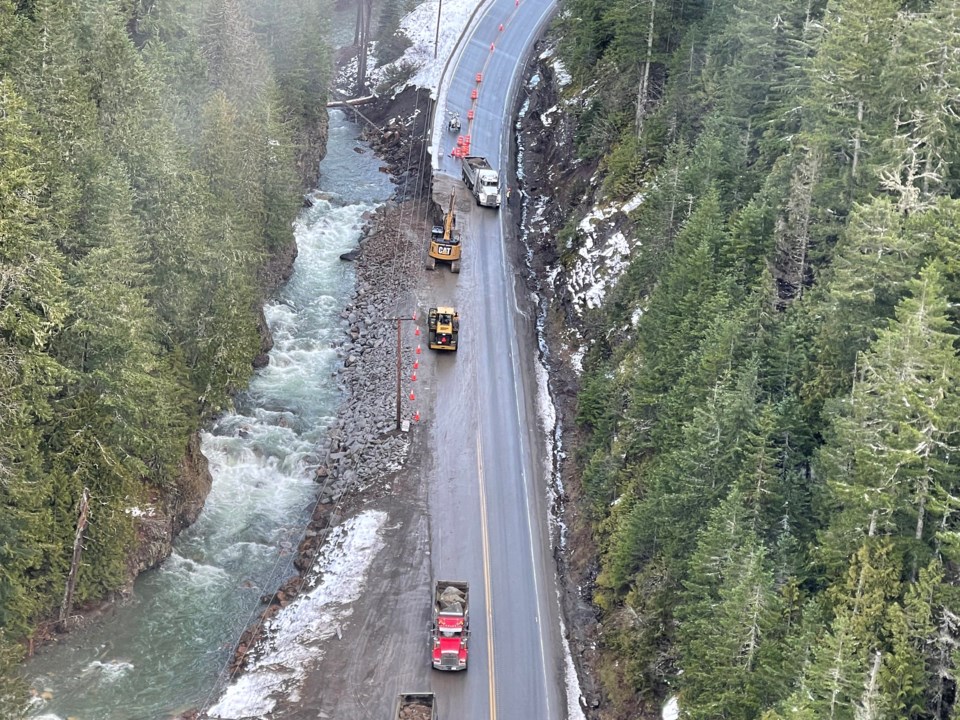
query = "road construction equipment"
xmin=427 ymin=307 xmax=459 ymax=351
xmin=427 ymin=190 xmax=461 ymax=273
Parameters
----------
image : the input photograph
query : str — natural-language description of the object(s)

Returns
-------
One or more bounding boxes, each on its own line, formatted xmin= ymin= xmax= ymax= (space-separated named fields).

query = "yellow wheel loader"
xmin=428 ymin=307 xmax=459 ymax=351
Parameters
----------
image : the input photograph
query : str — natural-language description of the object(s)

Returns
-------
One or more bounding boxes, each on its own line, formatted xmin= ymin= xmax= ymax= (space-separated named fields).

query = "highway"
xmin=427 ymin=0 xmax=564 ymax=718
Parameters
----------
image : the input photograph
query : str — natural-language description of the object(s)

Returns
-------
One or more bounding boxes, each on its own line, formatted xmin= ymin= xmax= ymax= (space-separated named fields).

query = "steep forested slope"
xmin=553 ymin=0 xmax=960 ymax=717
xmin=0 ymin=0 xmax=330 ymax=707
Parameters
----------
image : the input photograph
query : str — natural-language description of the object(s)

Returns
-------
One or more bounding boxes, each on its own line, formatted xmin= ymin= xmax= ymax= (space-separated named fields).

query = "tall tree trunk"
xmin=851 ymin=99 xmax=863 ymax=188
xmin=856 ymin=650 xmax=883 ymax=720
xmin=916 ymin=474 xmax=929 ymax=541
xmin=635 ymin=0 xmax=656 ymax=138
xmin=58 ymin=488 xmax=90 ymax=632
xmin=354 ymin=0 xmax=361 ymax=45
xmin=356 ymin=0 xmax=367 ymax=94
xmin=828 ymin=633 xmax=847 ymax=720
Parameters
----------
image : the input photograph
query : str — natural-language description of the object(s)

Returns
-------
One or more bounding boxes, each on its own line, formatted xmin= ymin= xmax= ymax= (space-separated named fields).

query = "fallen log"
xmin=326 ymin=95 xmax=378 ymax=108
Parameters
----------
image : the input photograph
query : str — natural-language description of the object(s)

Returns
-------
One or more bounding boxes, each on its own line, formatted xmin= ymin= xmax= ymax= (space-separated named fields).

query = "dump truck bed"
xmin=394 ymin=692 xmax=437 ymax=720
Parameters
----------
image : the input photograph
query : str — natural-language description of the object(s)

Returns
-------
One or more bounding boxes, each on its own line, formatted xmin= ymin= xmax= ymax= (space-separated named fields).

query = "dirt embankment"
xmin=344 ymin=86 xmax=436 ymax=204
xmin=513 ymin=40 xmax=616 ymax=720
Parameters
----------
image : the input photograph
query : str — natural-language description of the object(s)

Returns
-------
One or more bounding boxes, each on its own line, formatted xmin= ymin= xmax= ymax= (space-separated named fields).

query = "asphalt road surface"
xmin=428 ymin=0 xmax=564 ymax=719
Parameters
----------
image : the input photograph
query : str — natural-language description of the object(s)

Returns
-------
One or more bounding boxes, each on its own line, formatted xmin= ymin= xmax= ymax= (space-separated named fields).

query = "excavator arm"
xmin=442 ymin=190 xmax=456 ymax=241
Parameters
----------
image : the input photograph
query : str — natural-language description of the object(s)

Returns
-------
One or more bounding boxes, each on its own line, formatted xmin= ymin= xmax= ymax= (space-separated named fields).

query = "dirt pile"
xmin=397 ymin=699 xmax=434 ymax=720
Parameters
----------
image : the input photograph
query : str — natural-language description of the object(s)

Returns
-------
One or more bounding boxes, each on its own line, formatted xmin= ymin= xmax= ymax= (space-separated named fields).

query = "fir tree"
xmin=817 ymin=263 xmax=960 ymax=571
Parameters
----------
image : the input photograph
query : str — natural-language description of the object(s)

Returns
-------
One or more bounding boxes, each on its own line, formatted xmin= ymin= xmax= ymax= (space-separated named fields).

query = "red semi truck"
xmin=430 ymin=580 xmax=469 ymax=671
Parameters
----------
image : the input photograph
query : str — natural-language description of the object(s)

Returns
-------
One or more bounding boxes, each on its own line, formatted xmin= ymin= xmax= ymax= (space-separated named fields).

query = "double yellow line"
xmin=476 ymin=433 xmax=497 ymax=720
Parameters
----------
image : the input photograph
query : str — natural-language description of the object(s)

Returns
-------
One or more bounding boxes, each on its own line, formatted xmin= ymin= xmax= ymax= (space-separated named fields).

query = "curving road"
xmin=426 ymin=0 xmax=564 ymax=718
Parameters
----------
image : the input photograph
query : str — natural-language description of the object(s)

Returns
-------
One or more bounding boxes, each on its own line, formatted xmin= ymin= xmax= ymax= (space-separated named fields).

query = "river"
xmin=25 ymin=110 xmax=395 ymax=720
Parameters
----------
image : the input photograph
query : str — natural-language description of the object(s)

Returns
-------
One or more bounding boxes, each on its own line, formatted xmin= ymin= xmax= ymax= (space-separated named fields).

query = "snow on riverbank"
xmin=206 ymin=511 xmax=387 ymax=718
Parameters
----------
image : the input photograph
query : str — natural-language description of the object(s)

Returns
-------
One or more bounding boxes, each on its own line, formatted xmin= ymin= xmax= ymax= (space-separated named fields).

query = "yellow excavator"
xmin=427 ymin=191 xmax=461 ymax=273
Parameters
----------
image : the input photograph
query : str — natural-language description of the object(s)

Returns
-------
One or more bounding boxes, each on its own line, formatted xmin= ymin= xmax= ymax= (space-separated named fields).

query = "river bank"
xmin=211 ymin=131 xmax=434 ymax=679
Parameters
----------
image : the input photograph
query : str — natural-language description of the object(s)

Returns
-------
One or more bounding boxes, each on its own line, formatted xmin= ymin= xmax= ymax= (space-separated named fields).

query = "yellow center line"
xmin=476 ymin=432 xmax=497 ymax=720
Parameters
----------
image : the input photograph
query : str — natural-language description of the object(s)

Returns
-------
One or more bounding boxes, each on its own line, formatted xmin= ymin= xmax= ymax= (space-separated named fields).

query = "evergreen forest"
xmin=558 ymin=0 xmax=960 ymax=717
xmin=0 ymin=0 xmax=330 ymax=707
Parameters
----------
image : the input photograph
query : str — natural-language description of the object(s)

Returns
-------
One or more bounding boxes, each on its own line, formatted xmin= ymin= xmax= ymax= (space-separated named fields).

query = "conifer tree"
xmin=0 ymin=77 xmax=69 ymax=633
xmin=201 ymin=0 xmax=270 ymax=106
xmin=880 ymin=2 xmax=960 ymax=210
xmin=795 ymin=542 xmax=902 ymax=720
xmin=817 ymin=263 xmax=960 ymax=570
xmin=805 ymin=197 xmax=928 ymax=404
xmin=679 ymin=490 xmax=785 ymax=718
xmin=627 ymin=187 xmax=727 ymax=424
xmin=804 ymin=0 xmax=900 ymax=195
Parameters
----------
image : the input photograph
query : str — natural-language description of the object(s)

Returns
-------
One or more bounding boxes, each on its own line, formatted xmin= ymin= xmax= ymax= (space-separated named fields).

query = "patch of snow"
xmin=370 ymin=0 xmax=478 ymax=96
xmin=206 ymin=511 xmax=388 ymax=718
xmin=553 ymin=58 xmax=572 ymax=87
xmin=558 ymin=608 xmax=589 ymax=720
xmin=621 ymin=190 xmax=645 ymax=214
xmin=572 ymin=229 xmax=632 ymax=310
xmin=663 ymin=695 xmax=680 ymax=720
xmin=518 ymin=96 xmax=531 ymax=121
xmin=541 ymin=104 xmax=559 ymax=127
xmin=568 ymin=343 xmax=584 ymax=375
xmin=577 ymin=205 xmax=618 ymax=236
xmin=535 ymin=344 xmax=556 ymax=458
xmin=568 ymin=197 xmax=639 ymax=312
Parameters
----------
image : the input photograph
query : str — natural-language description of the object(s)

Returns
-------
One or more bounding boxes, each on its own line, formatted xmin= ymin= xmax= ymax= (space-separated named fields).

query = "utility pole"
xmin=434 ymin=0 xmax=443 ymax=59
xmin=59 ymin=487 xmax=90 ymax=632
xmin=385 ymin=314 xmax=416 ymax=430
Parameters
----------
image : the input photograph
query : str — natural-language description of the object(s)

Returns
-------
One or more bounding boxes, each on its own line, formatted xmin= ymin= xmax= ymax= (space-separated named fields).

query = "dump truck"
xmin=394 ymin=692 xmax=437 ymax=720
xmin=427 ymin=190 xmax=461 ymax=273
xmin=431 ymin=580 xmax=469 ymax=671
xmin=428 ymin=307 xmax=459 ymax=351
xmin=461 ymin=156 xmax=501 ymax=208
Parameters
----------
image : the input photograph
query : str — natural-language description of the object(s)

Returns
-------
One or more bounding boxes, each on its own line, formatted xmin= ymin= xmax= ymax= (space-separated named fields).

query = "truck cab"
xmin=431 ymin=580 xmax=469 ymax=670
